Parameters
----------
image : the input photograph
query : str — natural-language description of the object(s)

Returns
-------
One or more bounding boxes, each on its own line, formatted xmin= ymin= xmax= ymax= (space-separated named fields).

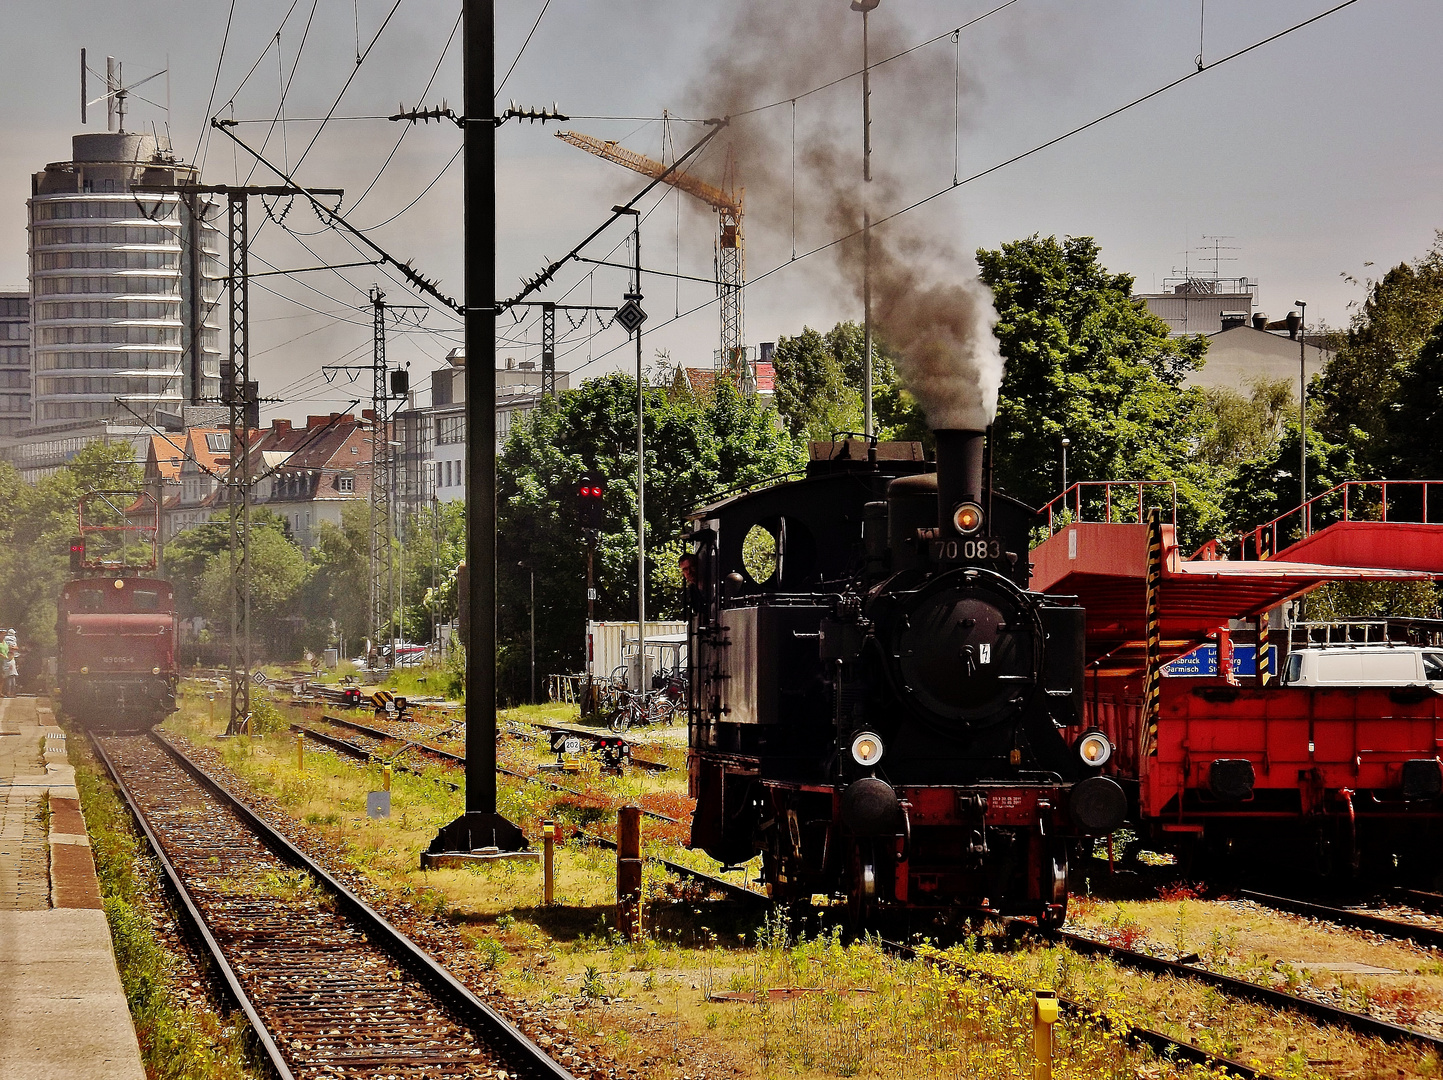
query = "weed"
xmin=474 ymin=936 xmax=507 ymax=971
xmin=581 ymin=965 xmax=607 ymax=999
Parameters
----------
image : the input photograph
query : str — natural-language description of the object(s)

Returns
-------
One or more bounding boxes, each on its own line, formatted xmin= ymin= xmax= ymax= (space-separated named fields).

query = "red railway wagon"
xmin=56 ymin=491 xmax=179 ymax=729
xmin=1030 ymin=481 xmax=1443 ymax=884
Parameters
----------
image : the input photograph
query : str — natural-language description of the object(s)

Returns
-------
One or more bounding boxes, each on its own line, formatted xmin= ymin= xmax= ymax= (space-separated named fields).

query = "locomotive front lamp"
xmin=114 ymin=578 xmax=125 ymax=589
xmin=952 ymin=502 xmax=984 ymax=535
xmin=152 ymin=667 xmax=161 ymax=675
xmin=1077 ymin=731 xmax=1112 ymax=767
xmin=851 ymin=731 xmax=885 ymax=767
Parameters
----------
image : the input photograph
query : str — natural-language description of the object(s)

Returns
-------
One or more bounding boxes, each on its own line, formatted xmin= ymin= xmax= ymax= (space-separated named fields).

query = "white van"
xmin=1280 ymin=646 xmax=1443 ymax=687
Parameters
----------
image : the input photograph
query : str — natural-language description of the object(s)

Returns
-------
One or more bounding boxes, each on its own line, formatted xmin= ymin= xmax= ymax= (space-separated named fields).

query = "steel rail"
xmin=577 ymin=831 xmax=767 ymax=906
xmin=89 ymin=732 xmax=297 ymax=1080
xmin=290 ymin=723 xmax=460 ymax=791
xmin=104 ymin=730 xmax=576 ymax=1079
xmin=1242 ymin=889 xmax=1443 ymax=950
xmin=316 ymin=713 xmax=685 ymax=825
xmin=292 ymin=723 xmax=748 ymax=903
xmin=879 ymin=937 xmax=1273 ymax=1080
xmin=1033 ymin=925 xmax=1443 ymax=1050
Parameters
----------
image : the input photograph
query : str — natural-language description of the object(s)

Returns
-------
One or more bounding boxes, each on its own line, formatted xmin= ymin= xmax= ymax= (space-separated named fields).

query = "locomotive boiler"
xmin=684 ymin=429 xmax=1125 ymax=926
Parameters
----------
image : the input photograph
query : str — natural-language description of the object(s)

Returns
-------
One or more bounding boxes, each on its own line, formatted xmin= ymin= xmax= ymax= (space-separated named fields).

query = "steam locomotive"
xmin=56 ymin=492 xmax=179 ymax=729
xmin=684 ymin=429 xmax=1126 ymax=927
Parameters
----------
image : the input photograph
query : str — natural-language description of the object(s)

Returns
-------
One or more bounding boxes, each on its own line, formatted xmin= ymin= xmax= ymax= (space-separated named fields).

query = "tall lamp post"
xmin=1295 ymin=299 xmax=1307 ymax=530
xmin=1060 ymin=437 xmax=1070 ymax=493
xmin=613 ymin=205 xmax=646 ymax=689
xmin=852 ymin=0 xmax=879 ymax=437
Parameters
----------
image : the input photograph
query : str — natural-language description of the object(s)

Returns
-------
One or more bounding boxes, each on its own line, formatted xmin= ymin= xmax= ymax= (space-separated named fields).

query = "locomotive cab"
xmin=686 ymin=430 xmax=1125 ymax=928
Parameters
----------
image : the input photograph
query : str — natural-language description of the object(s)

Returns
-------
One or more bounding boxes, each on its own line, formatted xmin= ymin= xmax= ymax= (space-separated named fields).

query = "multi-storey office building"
xmin=0 ymin=291 xmax=29 ymax=437
xmin=28 ymin=132 xmax=223 ymax=428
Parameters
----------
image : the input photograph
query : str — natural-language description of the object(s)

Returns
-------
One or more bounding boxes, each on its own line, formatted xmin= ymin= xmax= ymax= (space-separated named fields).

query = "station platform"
xmin=0 ymin=695 xmax=144 ymax=1080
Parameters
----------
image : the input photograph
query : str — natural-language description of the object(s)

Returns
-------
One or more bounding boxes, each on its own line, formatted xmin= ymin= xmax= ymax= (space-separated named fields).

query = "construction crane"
xmin=556 ymin=130 xmax=748 ymax=385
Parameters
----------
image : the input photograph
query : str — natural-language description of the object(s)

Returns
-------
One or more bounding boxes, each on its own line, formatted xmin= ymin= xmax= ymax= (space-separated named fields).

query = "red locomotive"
xmin=1032 ymin=481 xmax=1443 ymax=886
xmin=56 ymin=492 xmax=178 ymax=729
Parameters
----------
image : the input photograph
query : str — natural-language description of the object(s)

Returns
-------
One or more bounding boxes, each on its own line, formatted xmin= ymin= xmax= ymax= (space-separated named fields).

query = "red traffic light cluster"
xmin=578 ymin=473 xmax=605 ymax=530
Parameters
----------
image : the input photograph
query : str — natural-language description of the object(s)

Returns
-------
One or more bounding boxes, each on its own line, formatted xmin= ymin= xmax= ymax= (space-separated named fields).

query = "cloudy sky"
xmin=0 ymin=0 xmax=1438 ymax=418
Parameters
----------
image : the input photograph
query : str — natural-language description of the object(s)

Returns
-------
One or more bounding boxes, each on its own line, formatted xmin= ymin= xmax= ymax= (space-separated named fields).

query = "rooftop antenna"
xmin=1198 ymin=235 xmax=1239 ymax=279
xmin=80 ymin=50 xmax=169 ymax=134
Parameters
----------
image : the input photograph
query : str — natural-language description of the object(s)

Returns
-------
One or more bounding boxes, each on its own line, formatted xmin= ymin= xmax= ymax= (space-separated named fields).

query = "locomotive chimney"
xmin=934 ymin=429 xmax=986 ymax=534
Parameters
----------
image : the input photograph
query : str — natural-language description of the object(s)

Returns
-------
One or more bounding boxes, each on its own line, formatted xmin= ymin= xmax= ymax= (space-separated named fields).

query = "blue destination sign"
xmin=1163 ymin=644 xmax=1279 ymax=678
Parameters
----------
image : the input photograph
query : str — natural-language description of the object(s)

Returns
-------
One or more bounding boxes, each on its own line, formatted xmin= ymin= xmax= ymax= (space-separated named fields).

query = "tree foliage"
xmin=0 ymin=440 xmax=142 ymax=647
xmin=771 ymin=322 xmax=927 ymax=444
xmin=1315 ymin=233 xmax=1443 ymax=473
xmin=977 ymin=235 xmax=1219 ymax=541
xmin=496 ymin=373 xmax=800 ymax=701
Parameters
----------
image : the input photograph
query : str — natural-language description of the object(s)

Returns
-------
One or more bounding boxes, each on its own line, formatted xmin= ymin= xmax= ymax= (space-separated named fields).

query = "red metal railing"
xmin=1243 ymin=479 xmax=1443 ymax=559
xmin=1039 ymin=481 xmax=1178 ymax=538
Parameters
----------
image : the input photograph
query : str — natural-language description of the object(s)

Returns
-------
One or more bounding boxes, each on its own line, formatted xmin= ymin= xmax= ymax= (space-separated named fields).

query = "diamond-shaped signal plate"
xmin=615 ymin=299 xmax=647 ymax=335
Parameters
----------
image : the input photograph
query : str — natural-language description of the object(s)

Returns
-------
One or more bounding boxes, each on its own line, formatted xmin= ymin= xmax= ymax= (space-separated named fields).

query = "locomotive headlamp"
xmin=152 ymin=667 xmax=161 ymax=675
xmin=951 ymin=502 xmax=984 ymax=535
xmin=80 ymin=666 xmax=89 ymax=675
xmin=1077 ymin=731 xmax=1112 ymax=767
xmin=850 ymin=731 xmax=885 ymax=767
xmin=113 ymin=578 xmax=125 ymax=589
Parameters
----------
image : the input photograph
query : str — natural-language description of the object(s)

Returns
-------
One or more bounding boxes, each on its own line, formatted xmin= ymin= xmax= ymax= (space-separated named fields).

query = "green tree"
xmin=1315 ymin=233 xmax=1443 ymax=473
xmin=1197 ymin=378 xmax=1294 ymax=468
xmin=196 ymin=523 xmax=308 ymax=658
xmin=496 ymin=374 xmax=800 ymax=702
xmin=976 ymin=235 xmax=1217 ymax=540
xmin=1378 ymin=314 xmax=1443 ymax=479
xmin=771 ymin=321 xmax=928 ymax=444
xmin=0 ymin=440 xmax=142 ymax=647
xmin=295 ymin=502 xmax=371 ymax=656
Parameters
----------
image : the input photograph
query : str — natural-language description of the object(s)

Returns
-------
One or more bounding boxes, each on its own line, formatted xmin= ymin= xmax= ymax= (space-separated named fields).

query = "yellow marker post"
xmin=296 ymin=732 xmax=305 ymax=771
xmin=382 ymin=763 xmax=392 ymax=792
xmin=542 ymin=819 xmax=555 ymax=906
xmin=1033 ymin=989 xmax=1058 ymax=1080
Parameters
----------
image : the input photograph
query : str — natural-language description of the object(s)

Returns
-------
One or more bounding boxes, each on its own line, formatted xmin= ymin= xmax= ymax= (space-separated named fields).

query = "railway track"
xmin=290 ymin=722 xmax=753 ymax=902
xmin=1032 ymin=923 xmax=1443 ymax=1051
xmin=1241 ymin=888 xmax=1443 ymax=950
xmin=309 ymin=714 xmax=685 ymax=826
xmin=93 ymin=731 xmax=573 ymax=1080
xmin=879 ymin=937 xmax=1275 ymax=1080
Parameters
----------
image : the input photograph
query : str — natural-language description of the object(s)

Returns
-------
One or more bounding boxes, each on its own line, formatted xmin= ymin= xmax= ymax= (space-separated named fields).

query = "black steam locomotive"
xmin=684 ymin=429 xmax=1125 ymax=926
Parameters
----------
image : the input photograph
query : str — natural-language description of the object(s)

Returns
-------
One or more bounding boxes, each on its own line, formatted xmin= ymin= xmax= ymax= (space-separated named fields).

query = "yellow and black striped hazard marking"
xmin=370 ymin=690 xmax=395 ymax=709
xmin=1140 ymin=508 xmax=1164 ymax=759
xmin=1256 ymin=614 xmax=1271 ymax=686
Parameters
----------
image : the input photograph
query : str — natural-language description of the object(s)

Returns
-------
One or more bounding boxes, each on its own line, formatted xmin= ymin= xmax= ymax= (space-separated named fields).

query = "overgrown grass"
xmin=71 ymin=731 xmax=259 ymax=1080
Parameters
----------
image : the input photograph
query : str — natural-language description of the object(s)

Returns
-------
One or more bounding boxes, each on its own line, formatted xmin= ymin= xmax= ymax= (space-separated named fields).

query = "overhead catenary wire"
xmin=559 ymin=0 xmax=1366 ymax=382
xmin=730 ymin=0 xmax=1020 ymax=120
xmin=194 ymin=0 xmax=237 ymax=172
xmin=496 ymin=0 xmax=552 ymax=97
xmin=350 ymin=8 xmax=462 ymax=214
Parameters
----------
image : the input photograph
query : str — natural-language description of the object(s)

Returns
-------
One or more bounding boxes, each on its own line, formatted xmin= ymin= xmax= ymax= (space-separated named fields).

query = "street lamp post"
xmin=614 ymin=205 xmax=646 ymax=690
xmin=853 ymin=0 xmax=879 ymax=437
xmin=1295 ymin=299 xmax=1307 ymax=530
xmin=1061 ymin=437 xmax=1070 ymax=493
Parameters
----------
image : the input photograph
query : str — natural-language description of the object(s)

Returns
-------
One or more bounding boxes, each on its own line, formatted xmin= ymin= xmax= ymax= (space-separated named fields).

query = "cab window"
xmin=1424 ymin=652 xmax=1443 ymax=680
xmin=1282 ymin=653 xmax=1302 ymax=685
xmin=131 ymin=590 xmax=159 ymax=611
xmin=76 ymin=588 xmax=104 ymax=612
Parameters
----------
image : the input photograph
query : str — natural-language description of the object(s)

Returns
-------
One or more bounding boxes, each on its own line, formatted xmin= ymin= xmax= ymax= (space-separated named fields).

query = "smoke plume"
xmin=687 ymin=2 xmax=1004 ymax=430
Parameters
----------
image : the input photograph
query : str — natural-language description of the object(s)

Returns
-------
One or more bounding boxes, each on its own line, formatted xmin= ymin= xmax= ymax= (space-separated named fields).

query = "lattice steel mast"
xmin=370 ymin=286 xmax=392 ymax=664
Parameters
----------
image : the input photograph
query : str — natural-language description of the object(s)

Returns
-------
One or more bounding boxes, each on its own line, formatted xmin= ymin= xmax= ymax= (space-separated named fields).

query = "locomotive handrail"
xmin=1038 ymin=481 xmax=1177 ymax=537
xmin=1242 ymin=479 xmax=1443 ymax=559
